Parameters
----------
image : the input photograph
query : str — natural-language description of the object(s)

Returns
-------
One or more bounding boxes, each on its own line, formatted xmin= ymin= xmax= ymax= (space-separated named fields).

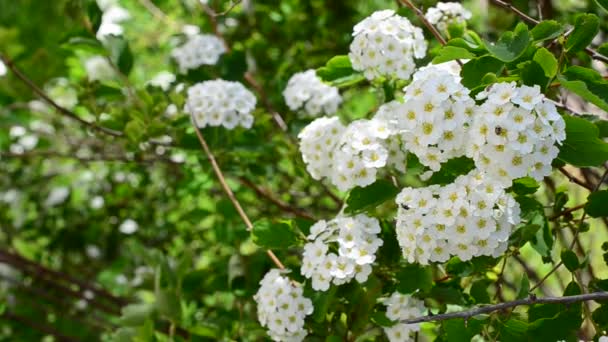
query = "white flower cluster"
xmin=299 ymin=116 xmax=407 ymax=191
xmin=383 ymin=292 xmax=426 ymax=342
xmin=254 ymin=269 xmax=313 ymax=342
xmin=283 ymin=70 xmax=342 ymax=117
xmin=396 ymin=170 xmax=521 ymax=264
xmin=425 ymin=2 xmax=472 ymax=33
xmin=349 ymin=10 xmax=427 ymax=80
xmin=185 ymin=80 xmax=256 ymax=129
xmin=468 ymin=83 xmax=566 ymax=186
xmin=301 ymin=214 xmax=383 ymax=291
xmin=171 ymin=34 xmax=226 ymax=73
xmin=375 ymin=66 xmax=475 ymax=171
xmin=84 ymin=56 xmax=115 ymax=82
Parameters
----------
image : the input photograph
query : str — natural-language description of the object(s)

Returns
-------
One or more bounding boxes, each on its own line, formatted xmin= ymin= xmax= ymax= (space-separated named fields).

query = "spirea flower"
xmin=171 ymin=34 xmax=226 ymax=73
xmin=468 ymin=82 xmax=566 ymax=186
xmin=283 ymin=70 xmax=342 ymax=117
xmin=84 ymin=56 xmax=115 ymax=82
xmin=349 ymin=10 xmax=427 ymax=80
xmin=396 ymin=170 xmax=520 ymax=265
xmin=301 ymin=214 xmax=383 ymax=291
xmin=383 ymin=292 xmax=426 ymax=342
xmin=425 ymin=2 xmax=472 ymax=34
xmin=298 ymin=116 xmax=347 ymax=181
xmin=374 ymin=65 xmax=475 ymax=171
xmin=254 ymin=269 xmax=313 ymax=342
xmin=185 ymin=80 xmax=256 ymax=129
xmin=96 ymin=5 xmax=131 ymax=40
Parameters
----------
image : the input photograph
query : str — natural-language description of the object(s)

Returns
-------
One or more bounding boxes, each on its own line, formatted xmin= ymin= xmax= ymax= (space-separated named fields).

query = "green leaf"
xmin=585 ymin=190 xmax=608 ymax=218
xmin=156 ymin=289 xmax=181 ymax=322
xmin=558 ymin=115 xmax=608 ymax=167
xmin=511 ymin=177 xmax=540 ymax=195
xmin=592 ymin=304 xmax=608 ymax=331
xmin=499 ymin=319 xmax=529 ymax=342
xmin=432 ymin=46 xmax=475 ymax=64
xmin=528 ymin=282 xmax=582 ymax=341
xmin=518 ymin=60 xmax=549 ymax=88
xmin=516 ymin=273 xmax=529 ymax=300
xmin=485 ymin=23 xmax=530 ymax=62
xmin=61 ymin=35 xmax=106 ymax=54
xmin=598 ymin=42 xmax=608 ymax=57
xmin=460 ymin=56 xmax=504 ymax=90
xmin=317 ymin=55 xmax=355 ymax=81
xmin=218 ymin=49 xmax=247 ymax=81
xmin=565 ymin=14 xmax=600 ymax=52
xmin=344 ymin=179 xmax=398 ymax=214
xmin=396 ymin=264 xmax=433 ymax=294
xmin=530 ymin=20 xmax=564 ymax=41
xmin=87 ymin=1 xmax=103 ymax=32
xmin=533 ymin=48 xmax=558 ymax=78
xmin=125 ymin=119 xmax=146 ymax=142
xmin=561 ymin=249 xmax=580 ymax=272
xmin=427 ymin=157 xmax=475 ymax=185
xmin=251 ymin=219 xmax=301 ymax=249
xmin=311 ymin=287 xmax=336 ymax=323
xmin=370 ymin=310 xmax=397 ymax=327
xmin=559 ymin=66 xmax=608 ymax=112
xmin=470 ymin=279 xmax=491 ymax=303
xmin=516 ymin=196 xmax=552 ymax=259
xmin=107 ymin=37 xmax=134 ymax=75
xmin=118 ymin=303 xmax=156 ymax=326
xmin=443 ymin=318 xmax=485 ymax=341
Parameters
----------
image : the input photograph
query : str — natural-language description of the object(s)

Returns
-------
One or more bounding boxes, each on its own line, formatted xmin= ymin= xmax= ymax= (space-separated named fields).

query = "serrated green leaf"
xmin=561 ymin=249 xmax=580 ymax=272
xmin=251 ymin=219 xmax=301 ymax=249
xmin=485 ymin=23 xmax=530 ymax=62
xmin=345 ymin=179 xmax=398 ymax=214
xmin=586 ymin=190 xmax=608 ymax=218
xmin=565 ymin=14 xmax=599 ymax=52
xmin=432 ymin=46 xmax=475 ymax=64
xmin=317 ymin=55 xmax=354 ymax=81
xmin=533 ymin=48 xmax=558 ymax=78
xmin=512 ymin=177 xmax=540 ymax=195
xmin=558 ymin=115 xmax=608 ymax=167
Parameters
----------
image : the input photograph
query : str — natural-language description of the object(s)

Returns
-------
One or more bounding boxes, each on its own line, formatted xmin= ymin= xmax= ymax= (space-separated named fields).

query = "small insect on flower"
xmin=400 ymin=203 xmax=410 ymax=210
xmin=494 ymin=126 xmax=503 ymax=135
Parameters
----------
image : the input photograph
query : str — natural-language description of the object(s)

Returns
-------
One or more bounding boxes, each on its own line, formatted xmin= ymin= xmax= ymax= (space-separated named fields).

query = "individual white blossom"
xmin=171 ymin=34 xmax=226 ymax=73
xmin=468 ymin=82 xmax=566 ymax=186
xmin=97 ymin=5 xmax=131 ymax=40
xmin=147 ymin=71 xmax=176 ymax=91
xmin=254 ymin=269 xmax=313 ymax=342
xmin=0 ymin=60 xmax=6 ymax=76
xmin=425 ymin=2 xmax=472 ymax=34
xmin=374 ymin=65 xmax=475 ymax=172
xmin=119 ymin=219 xmax=138 ymax=234
xmin=45 ymin=187 xmax=70 ymax=207
xmin=301 ymin=214 xmax=383 ymax=291
xmin=84 ymin=56 xmax=115 ymax=82
xmin=283 ymin=70 xmax=342 ymax=117
xmin=349 ymin=10 xmax=427 ymax=80
xmin=396 ymin=170 xmax=520 ymax=265
xmin=383 ymin=292 xmax=426 ymax=342
xmin=184 ymin=80 xmax=256 ymax=129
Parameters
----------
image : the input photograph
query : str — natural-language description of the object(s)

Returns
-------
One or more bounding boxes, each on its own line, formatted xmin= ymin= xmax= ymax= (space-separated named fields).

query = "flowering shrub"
xmin=1 ymin=0 xmax=608 ymax=341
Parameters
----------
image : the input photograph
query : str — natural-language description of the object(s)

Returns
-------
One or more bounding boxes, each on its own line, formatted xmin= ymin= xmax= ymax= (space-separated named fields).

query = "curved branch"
xmin=188 ymin=110 xmax=285 ymax=270
xmin=239 ymin=177 xmax=315 ymax=220
xmin=401 ymin=292 xmax=608 ymax=324
xmin=0 ymin=53 xmax=123 ymax=138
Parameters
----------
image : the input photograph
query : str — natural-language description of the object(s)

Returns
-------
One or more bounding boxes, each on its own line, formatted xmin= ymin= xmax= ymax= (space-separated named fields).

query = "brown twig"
xmin=239 ymin=177 xmax=315 ymax=220
xmin=558 ymin=167 xmax=594 ymax=191
xmin=189 ymin=112 xmax=285 ymax=270
xmin=397 ymin=0 xmax=447 ymax=45
xmin=400 ymin=292 xmax=608 ymax=324
xmin=549 ymin=203 xmax=586 ymax=221
xmin=0 ymin=54 xmax=123 ymax=138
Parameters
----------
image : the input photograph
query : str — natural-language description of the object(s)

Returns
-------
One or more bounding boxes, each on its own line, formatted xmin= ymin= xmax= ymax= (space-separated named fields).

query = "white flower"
xmin=90 ymin=196 xmax=105 ymax=209
xmin=283 ymin=70 xmax=342 ymax=117
xmin=84 ymin=56 xmax=115 ymax=82
xmin=97 ymin=5 xmax=131 ymax=40
xmin=0 ymin=60 xmax=6 ymax=76
xmin=425 ymin=2 xmax=472 ymax=34
xmin=171 ymin=34 xmax=226 ymax=73
xmin=254 ymin=269 xmax=313 ymax=341
xmin=147 ymin=71 xmax=176 ymax=91
xmin=119 ymin=219 xmax=138 ymax=234
xmin=383 ymin=292 xmax=426 ymax=341
xmin=45 ymin=187 xmax=70 ymax=207
xmin=349 ymin=10 xmax=427 ymax=80
xmin=184 ymin=80 xmax=256 ymax=130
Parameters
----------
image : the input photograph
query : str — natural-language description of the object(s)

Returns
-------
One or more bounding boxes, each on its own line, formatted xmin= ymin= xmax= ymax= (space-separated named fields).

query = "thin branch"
xmin=3 ymin=312 xmax=80 ymax=342
xmin=0 ymin=150 xmax=180 ymax=165
xmin=558 ymin=167 xmax=594 ymax=191
xmin=549 ymin=203 xmax=586 ymax=221
xmin=211 ymin=0 xmax=242 ymax=17
xmin=0 ymin=53 xmax=123 ymax=138
xmin=400 ymin=292 xmax=608 ymax=324
xmin=188 ymin=111 xmax=285 ymax=270
xmin=243 ymin=72 xmax=289 ymax=132
xmin=397 ymin=0 xmax=447 ymax=46
xmin=489 ymin=0 xmax=608 ymax=64
xmin=239 ymin=177 xmax=315 ymax=220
